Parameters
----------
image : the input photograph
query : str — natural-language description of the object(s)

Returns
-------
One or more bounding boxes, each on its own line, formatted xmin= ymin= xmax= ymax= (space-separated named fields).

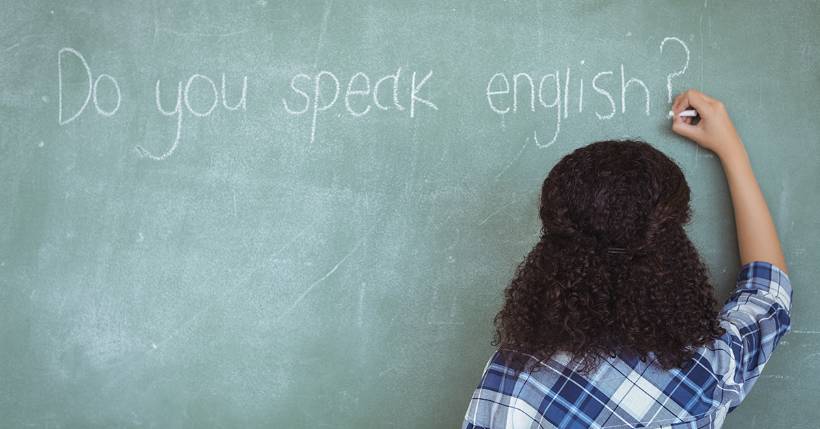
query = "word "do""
xmin=58 ymin=47 xmax=122 ymax=124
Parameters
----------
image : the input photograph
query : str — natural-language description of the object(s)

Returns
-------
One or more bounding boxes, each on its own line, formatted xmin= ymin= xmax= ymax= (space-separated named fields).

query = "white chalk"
xmin=668 ymin=109 xmax=698 ymax=118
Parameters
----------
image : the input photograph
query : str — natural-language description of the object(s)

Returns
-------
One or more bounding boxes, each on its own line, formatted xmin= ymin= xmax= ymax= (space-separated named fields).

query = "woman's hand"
xmin=671 ymin=89 xmax=745 ymax=161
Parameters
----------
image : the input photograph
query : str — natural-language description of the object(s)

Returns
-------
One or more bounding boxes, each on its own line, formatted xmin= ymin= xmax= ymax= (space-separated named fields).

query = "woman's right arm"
xmin=670 ymin=89 xmax=788 ymax=274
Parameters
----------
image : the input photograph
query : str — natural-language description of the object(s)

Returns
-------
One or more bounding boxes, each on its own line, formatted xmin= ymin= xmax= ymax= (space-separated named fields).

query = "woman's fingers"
xmin=672 ymin=89 xmax=720 ymax=127
xmin=673 ymin=93 xmax=685 ymax=113
xmin=695 ymin=89 xmax=718 ymax=104
xmin=682 ymin=89 xmax=713 ymax=113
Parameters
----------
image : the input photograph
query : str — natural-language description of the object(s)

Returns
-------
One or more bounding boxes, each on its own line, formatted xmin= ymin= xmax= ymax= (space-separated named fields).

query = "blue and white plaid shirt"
xmin=463 ymin=261 xmax=792 ymax=428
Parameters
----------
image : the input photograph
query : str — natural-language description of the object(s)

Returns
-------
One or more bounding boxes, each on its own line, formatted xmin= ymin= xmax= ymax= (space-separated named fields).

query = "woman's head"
xmin=493 ymin=139 xmax=725 ymax=375
xmin=539 ymin=139 xmax=691 ymax=249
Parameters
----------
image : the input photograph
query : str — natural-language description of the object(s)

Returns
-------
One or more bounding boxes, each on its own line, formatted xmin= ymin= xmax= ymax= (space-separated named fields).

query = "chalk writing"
xmin=54 ymin=37 xmax=689 ymax=160
xmin=134 ymin=72 xmax=248 ymax=160
xmin=58 ymin=47 xmax=121 ymax=124
xmin=484 ymin=38 xmax=691 ymax=148
xmin=281 ymin=69 xmax=437 ymax=146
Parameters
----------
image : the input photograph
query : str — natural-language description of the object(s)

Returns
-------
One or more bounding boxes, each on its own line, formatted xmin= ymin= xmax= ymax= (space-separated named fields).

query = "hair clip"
xmin=606 ymin=247 xmax=627 ymax=254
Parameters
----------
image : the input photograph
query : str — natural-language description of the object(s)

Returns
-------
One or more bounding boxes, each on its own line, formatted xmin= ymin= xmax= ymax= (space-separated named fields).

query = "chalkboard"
xmin=1 ymin=1 xmax=818 ymax=427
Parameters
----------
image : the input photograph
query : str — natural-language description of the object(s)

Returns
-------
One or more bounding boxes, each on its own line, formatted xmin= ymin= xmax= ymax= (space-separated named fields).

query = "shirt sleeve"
xmin=715 ymin=260 xmax=792 ymax=411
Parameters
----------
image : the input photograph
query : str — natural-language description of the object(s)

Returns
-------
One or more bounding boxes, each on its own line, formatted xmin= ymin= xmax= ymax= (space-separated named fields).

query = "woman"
xmin=462 ymin=89 xmax=792 ymax=428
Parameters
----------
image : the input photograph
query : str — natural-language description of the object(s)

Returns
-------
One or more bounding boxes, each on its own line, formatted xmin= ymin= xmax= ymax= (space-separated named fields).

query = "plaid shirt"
xmin=462 ymin=261 xmax=792 ymax=429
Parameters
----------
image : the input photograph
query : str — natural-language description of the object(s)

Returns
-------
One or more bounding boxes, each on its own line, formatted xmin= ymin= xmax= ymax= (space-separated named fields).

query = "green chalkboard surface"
xmin=2 ymin=1 xmax=818 ymax=427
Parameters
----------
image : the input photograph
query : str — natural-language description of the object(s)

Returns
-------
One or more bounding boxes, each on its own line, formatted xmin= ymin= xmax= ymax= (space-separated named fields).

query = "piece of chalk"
xmin=667 ymin=109 xmax=698 ymax=118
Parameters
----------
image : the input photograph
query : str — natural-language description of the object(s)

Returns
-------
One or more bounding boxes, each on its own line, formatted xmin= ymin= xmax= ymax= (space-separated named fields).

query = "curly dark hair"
xmin=491 ymin=139 xmax=726 ymax=376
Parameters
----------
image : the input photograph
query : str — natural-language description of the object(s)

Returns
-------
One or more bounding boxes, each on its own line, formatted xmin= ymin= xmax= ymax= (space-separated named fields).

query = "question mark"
xmin=660 ymin=37 xmax=690 ymax=103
